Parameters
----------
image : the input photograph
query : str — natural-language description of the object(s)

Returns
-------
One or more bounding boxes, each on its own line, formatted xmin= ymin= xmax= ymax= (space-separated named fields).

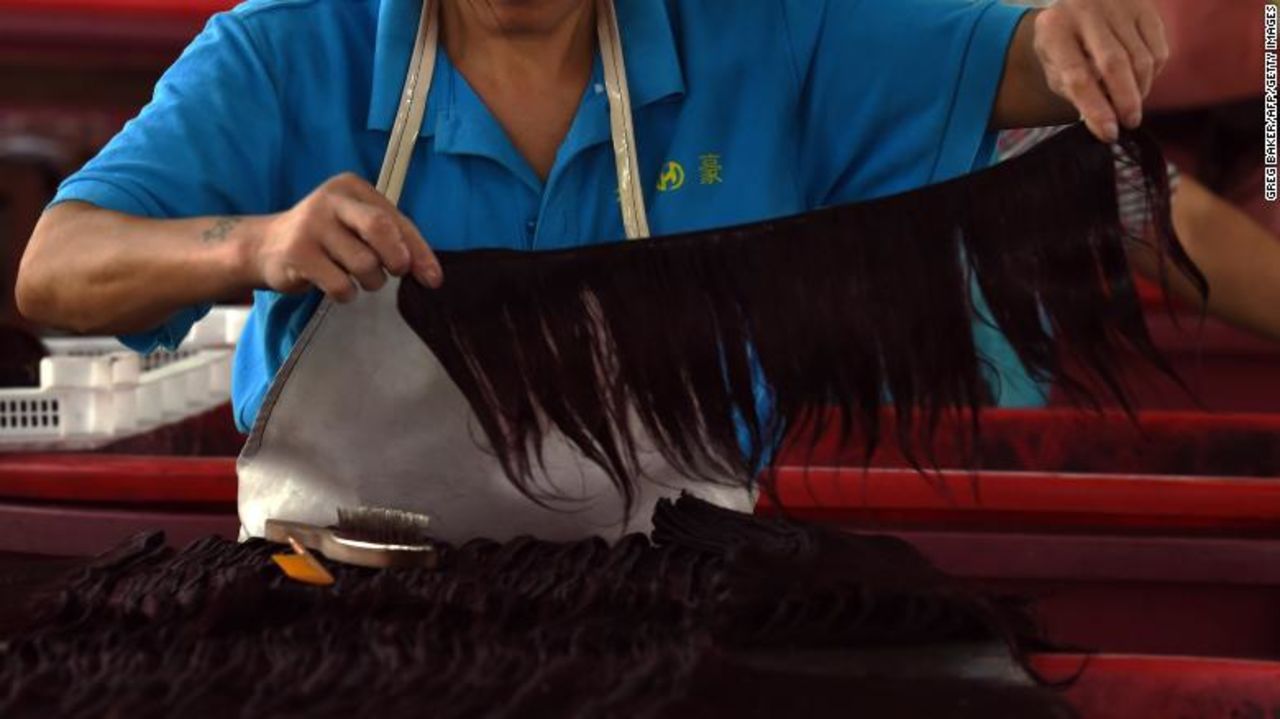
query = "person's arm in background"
xmin=993 ymin=0 xmax=1170 ymax=141
xmin=1129 ymin=175 xmax=1280 ymax=342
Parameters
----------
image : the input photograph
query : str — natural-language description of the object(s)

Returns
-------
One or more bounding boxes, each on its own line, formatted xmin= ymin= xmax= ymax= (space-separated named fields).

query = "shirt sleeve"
xmin=51 ymin=11 xmax=284 ymax=352
xmin=784 ymin=0 xmax=1031 ymax=207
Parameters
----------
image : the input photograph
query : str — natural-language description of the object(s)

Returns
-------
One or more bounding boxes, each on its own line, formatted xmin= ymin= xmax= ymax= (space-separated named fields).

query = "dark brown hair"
xmin=398 ymin=124 xmax=1205 ymax=513
xmin=0 ymin=496 xmax=1073 ymax=718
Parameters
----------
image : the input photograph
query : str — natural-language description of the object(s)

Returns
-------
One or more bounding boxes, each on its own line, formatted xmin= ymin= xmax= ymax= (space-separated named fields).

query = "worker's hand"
xmin=249 ymin=173 xmax=442 ymax=303
xmin=1032 ymin=0 xmax=1169 ymax=143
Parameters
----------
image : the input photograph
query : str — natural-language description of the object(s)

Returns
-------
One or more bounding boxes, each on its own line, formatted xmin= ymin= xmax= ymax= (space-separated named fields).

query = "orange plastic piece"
xmin=271 ymin=553 xmax=335 ymax=587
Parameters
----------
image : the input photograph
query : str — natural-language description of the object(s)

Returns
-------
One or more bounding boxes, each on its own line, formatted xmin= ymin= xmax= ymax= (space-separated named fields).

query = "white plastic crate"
xmin=0 ymin=306 xmax=248 ymax=451
xmin=42 ymin=306 xmax=250 ymax=368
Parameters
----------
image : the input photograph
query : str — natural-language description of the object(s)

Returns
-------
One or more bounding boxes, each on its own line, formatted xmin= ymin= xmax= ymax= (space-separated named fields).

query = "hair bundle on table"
xmin=0 ymin=496 xmax=1073 ymax=718
xmin=398 ymin=124 xmax=1206 ymax=512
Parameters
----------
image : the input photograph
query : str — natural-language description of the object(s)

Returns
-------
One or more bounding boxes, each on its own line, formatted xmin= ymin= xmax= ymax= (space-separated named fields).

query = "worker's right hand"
xmin=248 ymin=173 xmax=442 ymax=303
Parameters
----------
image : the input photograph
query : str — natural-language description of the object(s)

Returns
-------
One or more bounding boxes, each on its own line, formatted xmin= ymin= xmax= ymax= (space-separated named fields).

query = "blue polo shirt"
xmin=52 ymin=0 xmax=1041 ymax=433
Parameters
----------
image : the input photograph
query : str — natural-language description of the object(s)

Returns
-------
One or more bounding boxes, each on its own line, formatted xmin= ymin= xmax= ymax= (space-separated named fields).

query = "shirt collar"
xmin=365 ymin=0 xmax=685 ymax=135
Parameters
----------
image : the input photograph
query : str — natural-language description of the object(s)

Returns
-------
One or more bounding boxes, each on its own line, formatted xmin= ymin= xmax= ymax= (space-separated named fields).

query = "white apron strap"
xmin=371 ymin=0 xmax=649 ymax=238
xmin=375 ymin=0 xmax=439 ymax=204
xmin=595 ymin=0 xmax=650 ymax=240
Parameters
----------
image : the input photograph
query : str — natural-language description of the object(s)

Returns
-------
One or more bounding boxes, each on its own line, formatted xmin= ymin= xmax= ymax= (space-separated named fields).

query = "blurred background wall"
xmin=0 ymin=0 xmax=232 ymax=329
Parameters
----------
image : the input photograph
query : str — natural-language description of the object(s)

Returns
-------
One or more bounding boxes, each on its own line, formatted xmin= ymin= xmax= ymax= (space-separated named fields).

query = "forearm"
xmin=991 ymin=11 xmax=1077 ymax=130
xmin=1130 ymin=176 xmax=1280 ymax=342
xmin=16 ymin=202 xmax=264 ymax=335
xmin=992 ymin=1 xmax=1168 ymax=142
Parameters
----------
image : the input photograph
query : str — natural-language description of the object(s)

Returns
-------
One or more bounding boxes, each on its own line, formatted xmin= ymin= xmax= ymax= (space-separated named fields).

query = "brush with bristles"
xmin=335 ymin=506 xmax=435 ymax=547
xmin=266 ymin=505 xmax=438 ymax=583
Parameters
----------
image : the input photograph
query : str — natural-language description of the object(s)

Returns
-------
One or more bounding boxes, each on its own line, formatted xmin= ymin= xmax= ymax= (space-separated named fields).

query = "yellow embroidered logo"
xmin=699 ymin=154 xmax=723 ymax=185
xmin=656 ymin=161 xmax=686 ymax=192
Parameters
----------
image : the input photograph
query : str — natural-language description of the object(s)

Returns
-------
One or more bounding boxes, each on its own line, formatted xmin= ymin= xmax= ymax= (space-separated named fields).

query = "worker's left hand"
xmin=1032 ymin=0 xmax=1168 ymax=143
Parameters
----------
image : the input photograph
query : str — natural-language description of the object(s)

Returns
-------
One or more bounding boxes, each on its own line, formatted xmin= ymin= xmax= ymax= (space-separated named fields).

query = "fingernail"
xmin=1104 ymin=122 xmax=1119 ymax=142
xmin=417 ymin=264 xmax=441 ymax=288
xmin=1127 ymin=111 xmax=1142 ymax=128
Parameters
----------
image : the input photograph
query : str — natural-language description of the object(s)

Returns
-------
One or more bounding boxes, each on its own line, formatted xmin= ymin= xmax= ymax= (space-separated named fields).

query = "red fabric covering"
xmin=1043 ymin=654 xmax=1280 ymax=718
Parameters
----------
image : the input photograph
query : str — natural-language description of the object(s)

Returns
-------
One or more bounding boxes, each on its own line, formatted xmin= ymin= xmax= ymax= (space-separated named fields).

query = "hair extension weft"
xmin=398 ymin=124 xmax=1206 ymax=513
xmin=0 ymin=496 xmax=1074 ymax=719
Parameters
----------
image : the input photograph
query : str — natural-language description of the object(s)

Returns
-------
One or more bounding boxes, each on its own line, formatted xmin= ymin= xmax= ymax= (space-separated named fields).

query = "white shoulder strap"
xmin=595 ymin=0 xmax=650 ymax=240
xmin=375 ymin=0 xmax=649 ymax=239
xmin=375 ymin=0 xmax=439 ymax=205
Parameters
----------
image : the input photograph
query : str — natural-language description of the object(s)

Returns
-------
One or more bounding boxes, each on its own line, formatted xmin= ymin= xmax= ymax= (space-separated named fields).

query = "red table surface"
xmin=3 ymin=409 xmax=1280 ymax=523
xmin=1039 ymin=654 xmax=1280 ymax=719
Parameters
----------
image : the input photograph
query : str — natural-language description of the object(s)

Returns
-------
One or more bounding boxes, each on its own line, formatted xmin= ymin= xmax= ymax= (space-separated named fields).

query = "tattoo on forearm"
xmin=202 ymin=217 xmax=242 ymax=244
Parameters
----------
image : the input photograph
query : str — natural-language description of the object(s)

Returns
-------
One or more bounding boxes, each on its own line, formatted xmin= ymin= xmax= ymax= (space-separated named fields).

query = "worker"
xmin=17 ymin=0 xmax=1256 ymax=538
